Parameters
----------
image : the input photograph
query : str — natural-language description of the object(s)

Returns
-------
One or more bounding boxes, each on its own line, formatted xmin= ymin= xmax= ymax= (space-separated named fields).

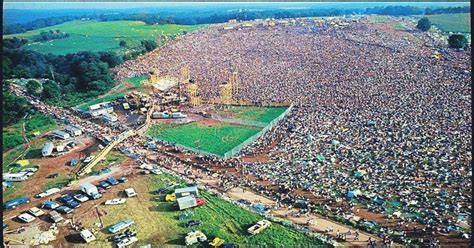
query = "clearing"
xmin=423 ymin=13 xmax=471 ymax=33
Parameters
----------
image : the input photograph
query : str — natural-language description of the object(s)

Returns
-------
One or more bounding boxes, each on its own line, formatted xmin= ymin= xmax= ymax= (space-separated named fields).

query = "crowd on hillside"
xmin=115 ymin=18 xmax=471 ymax=243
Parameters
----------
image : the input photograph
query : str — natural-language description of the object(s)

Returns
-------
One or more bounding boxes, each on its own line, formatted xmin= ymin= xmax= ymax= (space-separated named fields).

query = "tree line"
xmin=4 ymin=5 xmax=470 ymax=35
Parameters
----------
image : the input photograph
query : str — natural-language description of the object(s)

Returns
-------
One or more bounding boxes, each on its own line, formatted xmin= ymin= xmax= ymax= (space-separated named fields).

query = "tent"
xmin=347 ymin=190 xmax=361 ymax=199
xmin=316 ymin=154 xmax=325 ymax=162
xmin=373 ymin=196 xmax=385 ymax=205
xmin=354 ymin=169 xmax=367 ymax=177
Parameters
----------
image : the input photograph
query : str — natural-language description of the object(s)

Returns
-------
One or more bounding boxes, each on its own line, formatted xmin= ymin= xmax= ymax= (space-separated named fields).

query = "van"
xmin=80 ymin=229 xmax=96 ymax=243
xmin=3 ymin=197 xmax=30 ymax=209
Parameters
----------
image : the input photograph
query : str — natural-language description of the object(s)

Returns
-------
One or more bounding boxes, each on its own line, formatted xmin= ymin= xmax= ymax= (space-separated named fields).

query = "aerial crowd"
xmin=116 ymin=17 xmax=471 ymax=244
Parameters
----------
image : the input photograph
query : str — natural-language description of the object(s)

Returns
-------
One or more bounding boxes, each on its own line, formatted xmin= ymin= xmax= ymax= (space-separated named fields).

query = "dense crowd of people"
xmin=115 ymin=17 xmax=471 ymax=244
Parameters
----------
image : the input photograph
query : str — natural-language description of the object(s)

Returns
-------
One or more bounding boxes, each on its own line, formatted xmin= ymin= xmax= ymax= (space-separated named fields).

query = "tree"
xmin=41 ymin=80 xmax=61 ymax=100
xmin=26 ymin=80 xmax=42 ymax=96
xmin=119 ymin=40 xmax=127 ymax=47
xmin=3 ymin=82 xmax=31 ymax=125
xmin=416 ymin=17 xmax=431 ymax=32
xmin=141 ymin=40 xmax=158 ymax=52
xmin=448 ymin=34 xmax=468 ymax=49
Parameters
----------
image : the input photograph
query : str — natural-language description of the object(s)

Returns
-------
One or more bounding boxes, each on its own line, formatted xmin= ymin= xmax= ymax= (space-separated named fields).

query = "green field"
xmin=2 ymin=113 xmax=57 ymax=151
xmin=424 ymin=13 xmax=471 ymax=33
xmin=76 ymin=76 xmax=148 ymax=111
xmin=217 ymin=106 xmax=288 ymax=124
xmin=369 ymin=15 xmax=406 ymax=30
xmin=147 ymin=122 xmax=261 ymax=156
xmin=83 ymin=173 xmax=323 ymax=246
xmin=4 ymin=20 xmax=202 ymax=55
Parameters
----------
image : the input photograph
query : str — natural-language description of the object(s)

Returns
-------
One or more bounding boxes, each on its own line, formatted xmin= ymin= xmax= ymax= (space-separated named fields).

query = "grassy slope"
xmin=76 ymin=76 xmax=148 ymax=111
xmin=85 ymin=174 xmax=323 ymax=246
xmin=424 ymin=13 xmax=471 ymax=33
xmin=4 ymin=20 xmax=202 ymax=55
xmin=147 ymin=122 xmax=261 ymax=156
xmin=218 ymin=106 xmax=288 ymax=124
xmin=2 ymin=113 xmax=57 ymax=151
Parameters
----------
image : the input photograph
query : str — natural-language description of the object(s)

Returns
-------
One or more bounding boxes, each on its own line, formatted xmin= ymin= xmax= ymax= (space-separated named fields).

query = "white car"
xmin=36 ymin=188 xmax=61 ymax=198
xmin=150 ymin=169 xmax=162 ymax=175
xmin=84 ymin=156 xmax=95 ymax=163
xmin=28 ymin=207 xmax=45 ymax=217
xmin=124 ymin=188 xmax=137 ymax=198
xmin=74 ymin=194 xmax=89 ymax=203
xmin=18 ymin=213 xmax=36 ymax=223
xmin=117 ymin=236 xmax=138 ymax=248
xmin=80 ymin=229 xmax=96 ymax=243
xmin=105 ymin=198 xmax=127 ymax=205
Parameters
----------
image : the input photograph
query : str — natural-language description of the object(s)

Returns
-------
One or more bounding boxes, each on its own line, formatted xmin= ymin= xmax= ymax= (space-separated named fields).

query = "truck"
xmin=108 ymin=219 xmax=135 ymax=234
xmin=247 ymin=220 xmax=272 ymax=235
xmin=80 ymin=183 xmax=102 ymax=199
xmin=50 ymin=210 xmax=64 ymax=223
xmin=3 ymin=197 xmax=30 ymax=209
xmin=80 ymin=229 xmax=96 ymax=243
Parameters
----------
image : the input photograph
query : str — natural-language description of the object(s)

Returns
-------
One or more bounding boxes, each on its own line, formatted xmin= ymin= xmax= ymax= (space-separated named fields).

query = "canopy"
xmin=16 ymin=160 xmax=30 ymax=166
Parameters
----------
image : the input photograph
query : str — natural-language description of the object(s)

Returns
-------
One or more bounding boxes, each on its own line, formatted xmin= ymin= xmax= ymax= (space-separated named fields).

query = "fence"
xmin=151 ymin=105 xmax=293 ymax=160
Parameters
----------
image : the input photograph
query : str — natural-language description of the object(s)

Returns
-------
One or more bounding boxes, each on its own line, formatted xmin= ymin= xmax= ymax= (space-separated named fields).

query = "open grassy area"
xmin=83 ymin=173 xmax=323 ymax=246
xmin=423 ymin=13 xmax=471 ymax=33
xmin=3 ymin=113 xmax=57 ymax=151
xmin=369 ymin=15 xmax=406 ymax=30
xmin=147 ymin=121 xmax=261 ymax=156
xmin=76 ymin=92 xmax=126 ymax=111
xmin=4 ymin=20 xmax=203 ymax=55
xmin=217 ymin=106 xmax=288 ymax=124
xmin=41 ymin=173 xmax=74 ymax=192
xmin=88 ymin=151 xmax=129 ymax=176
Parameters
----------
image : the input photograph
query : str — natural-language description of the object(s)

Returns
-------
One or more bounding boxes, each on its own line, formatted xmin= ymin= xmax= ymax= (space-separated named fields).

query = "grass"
xmin=76 ymin=76 xmax=148 ymax=111
xmin=83 ymin=173 xmax=323 ymax=246
xmin=42 ymin=173 xmax=73 ymax=192
xmin=217 ymin=106 xmax=288 ymax=124
xmin=2 ymin=113 xmax=57 ymax=151
xmin=88 ymin=151 xmax=128 ymax=175
xmin=147 ymin=122 xmax=261 ymax=156
xmin=4 ymin=20 xmax=203 ymax=55
xmin=369 ymin=15 xmax=406 ymax=30
xmin=423 ymin=13 xmax=471 ymax=33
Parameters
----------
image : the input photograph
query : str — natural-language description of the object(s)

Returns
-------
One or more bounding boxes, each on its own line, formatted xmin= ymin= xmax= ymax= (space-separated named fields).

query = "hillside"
xmin=4 ymin=20 xmax=202 ymax=55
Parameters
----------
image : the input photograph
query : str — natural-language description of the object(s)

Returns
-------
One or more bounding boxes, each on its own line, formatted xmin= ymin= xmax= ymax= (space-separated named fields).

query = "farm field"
xmin=147 ymin=121 xmax=261 ymax=156
xmin=2 ymin=113 xmax=57 ymax=151
xmin=423 ymin=13 xmax=471 ymax=33
xmin=81 ymin=173 xmax=323 ymax=246
xmin=217 ymin=106 xmax=288 ymax=124
xmin=4 ymin=20 xmax=202 ymax=55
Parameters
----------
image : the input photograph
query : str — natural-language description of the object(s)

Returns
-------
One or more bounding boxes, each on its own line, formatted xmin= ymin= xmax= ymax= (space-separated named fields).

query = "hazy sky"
xmin=4 ymin=2 xmax=469 ymax=10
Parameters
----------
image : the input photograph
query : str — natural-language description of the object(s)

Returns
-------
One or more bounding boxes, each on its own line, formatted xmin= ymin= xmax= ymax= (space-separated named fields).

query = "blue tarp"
xmin=253 ymin=203 xmax=269 ymax=213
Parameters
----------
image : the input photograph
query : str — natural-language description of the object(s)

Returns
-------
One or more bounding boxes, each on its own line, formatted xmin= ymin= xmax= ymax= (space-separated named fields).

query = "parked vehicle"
xmin=165 ymin=193 xmax=176 ymax=202
xmin=108 ymin=219 xmax=134 ymax=233
xmin=247 ymin=220 xmax=272 ymax=235
xmin=18 ymin=213 xmax=36 ymax=223
xmin=99 ymin=181 xmax=112 ymax=189
xmin=185 ymin=231 xmax=207 ymax=245
xmin=80 ymin=229 xmax=96 ymax=243
xmin=48 ymin=173 xmax=60 ymax=178
xmin=4 ymin=197 xmax=30 ymax=209
xmin=185 ymin=220 xmax=202 ymax=228
xmin=42 ymin=200 xmax=60 ymax=210
xmin=177 ymin=212 xmax=193 ymax=220
xmin=118 ymin=177 xmax=128 ymax=183
xmin=156 ymin=188 xmax=169 ymax=194
xmin=36 ymin=188 xmax=61 ymax=198
xmin=28 ymin=207 xmax=45 ymax=217
xmin=74 ymin=194 xmax=89 ymax=203
xmin=83 ymin=156 xmax=95 ymax=163
xmin=50 ymin=210 xmax=64 ymax=223
xmin=117 ymin=236 xmax=138 ymax=248
xmin=151 ymin=169 xmax=162 ymax=175
xmin=107 ymin=177 xmax=119 ymax=186
xmin=80 ymin=183 xmax=102 ymax=199
xmin=105 ymin=198 xmax=127 ymax=205
xmin=124 ymin=188 xmax=137 ymax=198
xmin=209 ymin=237 xmax=225 ymax=247
xmin=56 ymin=206 xmax=73 ymax=214
xmin=60 ymin=194 xmax=81 ymax=208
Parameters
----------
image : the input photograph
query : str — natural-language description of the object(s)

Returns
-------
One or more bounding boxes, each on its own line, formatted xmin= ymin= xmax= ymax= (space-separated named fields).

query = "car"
xmin=80 ymin=229 xmax=96 ymax=243
xmin=56 ymin=205 xmax=73 ymax=214
xmin=99 ymin=181 xmax=112 ymax=189
xmin=124 ymin=188 xmax=137 ymax=198
xmin=110 ymin=232 xmax=127 ymax=242
xmin=36 ymin=188 xmax=61 ymax=198
xmin=74 ymin=193 xmax=89 ymax=203
xmin=3 ymin=197 xmax=30 ymax=209
xmin=48 ymin=173 xmax=60 ymax=178
xmin=151 ymin=169 xmax=162 ymax=175
xmin=50 ymin=210 xmax=64 ymax=223
xmin=60 ymin=194 xmax=81 ymax=208
xmin=42 ymin=200 xmax=60 ymax=209
xmin=118 ymin=177 xmax=128 ymax=183
xmin=196 ymin=198 xmax=206 ymax=206
xmin=117 ymin=236 xmax=138 ymax=248
xmin=177 ymin=212 xmax=193 ymax=220
xmin=28 ymin=207 xmax=45 ymax=217
xmin=237 ymin=199 xmax=251 ymax=205
xmin=156 ymin=188 xmax=169 ymax=194
xmin=106 ymin=177 xmax=119 ymax=186
xmin=97 ymin=187 xmax=106 ymax=194
xmin=105 ymin=198 xmax=127 ymax=205
xmin=18 ymin=213 xmax=36 ymax=223
xmin=185 ymin=220 xmax=203 ymax=228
